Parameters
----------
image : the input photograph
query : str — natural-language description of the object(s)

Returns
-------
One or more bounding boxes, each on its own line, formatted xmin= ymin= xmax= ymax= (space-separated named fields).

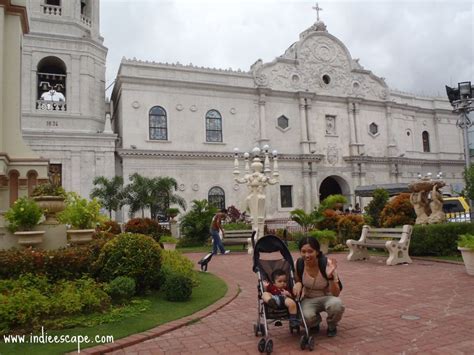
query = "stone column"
xmin=257 ymin=90 xmax=269 ymax=144
xmin=305 ymin=97 xmax=317 ymax=153
xmin=299 ymin=96 xmax=309 ymax=154
xmin=310 ymin=163 xmax=319 ymax=208
xmin=302 ymin=162 xmax=312 ymax=211
xmin=433 ymin=112 xmax=441 ymax=154
xmin=347 ymin=100 xmax=364 ymax=155
xmin=386 ymin=103 xmax=397 ymax=156
xmin=70 ymin=152 xmax=81 ymax=194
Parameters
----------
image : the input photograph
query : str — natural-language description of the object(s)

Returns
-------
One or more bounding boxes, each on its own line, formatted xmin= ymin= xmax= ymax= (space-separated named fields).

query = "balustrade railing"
xmin=81 ymin=16 xmax=92 ymax=27
xmin=36 ymin=100 xmax=67 ymax=112
xmin=41 ymin=4 xmax=61 ymax=16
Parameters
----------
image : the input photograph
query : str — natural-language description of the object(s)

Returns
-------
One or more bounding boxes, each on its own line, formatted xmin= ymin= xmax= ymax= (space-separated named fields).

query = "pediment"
xmin=252 ymin=24 xmax=388 ymax=101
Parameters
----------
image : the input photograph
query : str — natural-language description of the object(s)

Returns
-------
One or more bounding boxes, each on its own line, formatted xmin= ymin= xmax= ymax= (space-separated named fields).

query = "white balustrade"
xmin=36 ymin=100 xmax=67 ymax=112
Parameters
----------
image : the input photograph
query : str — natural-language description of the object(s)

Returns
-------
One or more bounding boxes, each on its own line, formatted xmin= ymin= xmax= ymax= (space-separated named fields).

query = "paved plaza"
xmin=84 ymin=252 xmax=474 ymax=354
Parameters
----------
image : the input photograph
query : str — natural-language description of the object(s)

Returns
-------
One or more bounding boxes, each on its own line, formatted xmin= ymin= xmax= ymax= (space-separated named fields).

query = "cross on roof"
xmin=312 ymin=2 xmax=323 ymax=22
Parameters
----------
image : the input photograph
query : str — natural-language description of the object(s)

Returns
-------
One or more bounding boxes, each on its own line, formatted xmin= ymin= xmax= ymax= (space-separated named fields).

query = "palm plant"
xmin=123 ymin=173 xmax=186 ymax=220
xmin=290 ymin=209 xmax=319 ymax=233
xmin=180 ymin=199 xmax=217 ymax=246
xmin=90 ymin=176 xmax=125 ymax=218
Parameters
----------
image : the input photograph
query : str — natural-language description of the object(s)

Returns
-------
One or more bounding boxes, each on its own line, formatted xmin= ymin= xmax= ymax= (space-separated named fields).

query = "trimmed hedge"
xmin=410 ymin=223 xmax=474 ymax=256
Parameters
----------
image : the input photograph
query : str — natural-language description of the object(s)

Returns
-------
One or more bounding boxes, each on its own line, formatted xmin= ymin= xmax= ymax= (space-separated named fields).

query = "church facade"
xmin=111 ymin=20 xmax=463 ymax=219
xmin=17 ymin=0 xmax=464 ymax=220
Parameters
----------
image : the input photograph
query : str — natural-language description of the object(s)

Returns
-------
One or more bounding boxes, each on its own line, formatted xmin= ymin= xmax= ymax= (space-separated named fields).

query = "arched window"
xmin=422 ymin=131 xmax=430 ymax=152
xmin=8 ymin=170 xmax=19 ymax=206
xmin=37 ymin=56 xmax=67 ymax=111
xmin=208 ymin=186 xmax=225 ymax=210
xmin=149 ymin=106 xmax=168 ymax=140
xmin=27 ymin=170 xmax=38 ymax=197
xmin=206 ymin=110 xmax=223 ymax=142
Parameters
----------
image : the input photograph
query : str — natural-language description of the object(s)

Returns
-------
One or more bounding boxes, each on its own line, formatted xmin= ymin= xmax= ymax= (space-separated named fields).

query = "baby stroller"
xmin=252 ymin=234 xmax=314 ymax=353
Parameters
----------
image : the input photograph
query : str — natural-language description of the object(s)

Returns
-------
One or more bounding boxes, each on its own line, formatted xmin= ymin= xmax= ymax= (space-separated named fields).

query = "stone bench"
xmin=346 ymin=224 xmax=413 ymax=266
xmin=222 ymin=229 xmax=253 ymax=249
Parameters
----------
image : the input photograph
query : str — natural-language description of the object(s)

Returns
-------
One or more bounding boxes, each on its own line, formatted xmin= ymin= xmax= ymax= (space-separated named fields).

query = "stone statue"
xmin=428 ymin=185 xmax=446 ymax=224
xmin=410 ymin=191 xmax=430 ymax=225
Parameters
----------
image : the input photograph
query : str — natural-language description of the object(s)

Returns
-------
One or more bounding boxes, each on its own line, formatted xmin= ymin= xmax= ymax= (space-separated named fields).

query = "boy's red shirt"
xmin=266 ymin=284 xmax=291 ymax=296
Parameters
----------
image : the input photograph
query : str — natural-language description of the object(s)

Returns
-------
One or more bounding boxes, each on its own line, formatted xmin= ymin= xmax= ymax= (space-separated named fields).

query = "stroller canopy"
xmin=252 ymin=234 xmax=295 ymax=275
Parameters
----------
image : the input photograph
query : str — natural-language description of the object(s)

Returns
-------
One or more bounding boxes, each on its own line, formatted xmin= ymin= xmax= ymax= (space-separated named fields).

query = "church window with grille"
xmin=46 ymin=0 xmax=61 ymax=6
xmin=208 ymin=186 xmax=225 ymax=210
xmin=280 ymin=185 xmax=293 ymax=208
xmin=206 ymin=110 xmax=223 ymax=142
xmin=277 ymin=115 xmax=289 ymax=129
xmin=149 ymin=106 xmax=168 ymax=140
xmin=422 ymin=131 xmax=430 ymax=152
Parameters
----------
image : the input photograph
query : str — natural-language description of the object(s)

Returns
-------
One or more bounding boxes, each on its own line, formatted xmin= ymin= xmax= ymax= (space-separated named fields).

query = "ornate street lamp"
xmin=233 ymin=145 xmax=279 ymax=253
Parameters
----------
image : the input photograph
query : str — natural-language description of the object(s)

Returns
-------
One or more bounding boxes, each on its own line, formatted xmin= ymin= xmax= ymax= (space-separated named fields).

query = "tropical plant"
xmin=123 ymin=173 xmax=186 ymax=220
xmin=179 ymin=199 xmax=217 ymax=246
xmin=31 ymin=182 xmax=66 ymax=197
xmin=160 ymin=235 xmax=178 ymax=244
xmin=380 ymin=193 xmax=416 ymax=227
xmin=166 ymin=207 xmax=180 ymax=220
xmin=308 ymin=229 xmax=337 ymax=244
xmin=90 ymin=176 xmax=125 ymax=218
xmin=4 ymin=197 xmax=43 ymax=232
xmin=458 ymin=234 xmax=474 ymax=250
xmin=290 ymin=209 xmax=319 ymax=233
xmin=463 ymin=166 xmax=474 ymax=201
xmin=58 ymin=192 xmax=103 ymax=229
xmin=364 ymin=188 xmax=389 ymax=227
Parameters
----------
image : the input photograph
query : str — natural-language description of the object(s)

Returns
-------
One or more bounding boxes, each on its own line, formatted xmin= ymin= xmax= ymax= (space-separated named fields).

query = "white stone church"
xmin=18 ymin=0 xmax=465 ymax=220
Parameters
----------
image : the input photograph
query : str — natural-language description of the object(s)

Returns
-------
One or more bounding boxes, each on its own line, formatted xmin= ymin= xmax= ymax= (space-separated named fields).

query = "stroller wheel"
xmin=265 ymin=339 xmax=273 ymax=354
xmin=299 ymin=335 xmax=307 ymax=350
xmin=258 ymin=338 xmax=266 ymax=353
xmin=307 ymin=336 xmax=315 ymax=351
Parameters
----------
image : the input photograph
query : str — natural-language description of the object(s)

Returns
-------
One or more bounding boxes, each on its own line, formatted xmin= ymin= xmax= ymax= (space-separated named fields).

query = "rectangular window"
xmin=280 ymin=185 xmax=293 ymax=208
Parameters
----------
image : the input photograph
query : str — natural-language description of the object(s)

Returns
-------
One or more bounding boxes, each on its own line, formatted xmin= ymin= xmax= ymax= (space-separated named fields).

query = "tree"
xmin=180 ymin=199 xmax=217 ymax=246
xmin=90 ymin=176 xmax=124 ymax=219
xmin=365 ymin=188 xmax=389 ymax=227
xmin=463 ymin=166 xmax=474 ymax=201
xmin=290 ymin=209 xmax=318 ymax=233
xmin=123 ymin=173 xmax=186 ymax=220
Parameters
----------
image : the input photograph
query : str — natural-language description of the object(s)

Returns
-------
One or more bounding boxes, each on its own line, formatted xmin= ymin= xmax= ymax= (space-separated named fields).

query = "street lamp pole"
xmin=446 ymin=81 xmax=474 ymax=220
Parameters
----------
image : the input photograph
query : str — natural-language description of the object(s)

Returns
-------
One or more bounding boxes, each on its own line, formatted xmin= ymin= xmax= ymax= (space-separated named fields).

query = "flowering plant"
xmin=58 ymin=192 xmax=103 ymax=229
xmin=32 ymin=182 xmax=66 ymax=198
xmin=4 ymin=197 xmax=43 ymax=232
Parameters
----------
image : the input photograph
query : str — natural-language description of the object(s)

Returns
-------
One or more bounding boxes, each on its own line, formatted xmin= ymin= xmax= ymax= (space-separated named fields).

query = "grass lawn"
xmin=0 ymin=272 xmax=227 ymax=355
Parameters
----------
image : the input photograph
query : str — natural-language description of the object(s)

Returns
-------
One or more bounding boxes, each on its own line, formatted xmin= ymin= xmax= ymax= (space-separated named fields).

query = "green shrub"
xmin=337 ymin=214 xmax=365 ymax=244
xmin=410 ymin=223 xmax=474 ymax=256
xmin=223 ymin=222 xmax=252 ymax=230
xmin=31 ymin=182 xmax=66 ymax=197
xmin=4 ymin=197 xmax=43 ymax=232
xmin=58 ymin=192 xmax=103 ymax=229
xmin=105 ymin=276 xmax=136 ymax=303
xmin=160 ymin=235 xmax=178 ymax=243
xmin=364 ymin=188 xmax=389 ymax=227
xmin=124 ymin=217 xmax=169 ymax=242
xmin=97 ymin=220 xmax=122 ymax=234
xmin=458 ymin=234 xmax=474 ymax=250
xmin=162 ymin=273 xmax=193 ymax=302
xmin=0 ymin=275 xmax=110 ymax=334
xmin=94 ymin=233 xmax=162 ymax=292
xmin=160 ymin=250 xmax=198 ymax=286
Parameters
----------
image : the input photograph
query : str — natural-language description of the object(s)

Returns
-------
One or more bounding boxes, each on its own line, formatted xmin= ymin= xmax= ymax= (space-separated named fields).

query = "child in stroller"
xmin=262 ymin=269 xmax=299 ymax=328
xmin=253 ymin=234 xmax=314 ymax=353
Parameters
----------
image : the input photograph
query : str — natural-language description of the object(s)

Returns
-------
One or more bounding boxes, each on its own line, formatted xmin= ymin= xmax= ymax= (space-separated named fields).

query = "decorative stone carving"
xmin=326 ymin=144 xmax=338 ymax=165
xmin=230 ymin=107 xmax=237 ymax=115
xmin=132 ymin=101 xmax=140 ymax=109
xmin=409 ymin=176 xmax=446 ymax=225
xmin=176 ymin=104 xmax=184 ymax=111
xmin=325 ymin=115 xmax=336 ymax=135
xmin=190 ymin=105 xmax=197 ymax=112
xmin=192 ymin=183 xmax=199 ymax=191
xmin=179 ymin=183 xmax=185 ymax=191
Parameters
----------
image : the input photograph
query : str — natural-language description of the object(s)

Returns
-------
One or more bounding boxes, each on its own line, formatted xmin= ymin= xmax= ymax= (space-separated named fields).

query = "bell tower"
xmin=20 ymin=0 xmax=116 ymax=196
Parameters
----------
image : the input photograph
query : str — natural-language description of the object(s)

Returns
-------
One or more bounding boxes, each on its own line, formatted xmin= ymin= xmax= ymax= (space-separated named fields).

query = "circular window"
xmin=291 ymin=74 xmax=300 ymax=83
xmin=406 ymin=131 xmax=411 ymax=136
xmin=353 ymin=82 xmax=360 ymax=89
xmin=322 ymin=75 xmax=331 ymax=85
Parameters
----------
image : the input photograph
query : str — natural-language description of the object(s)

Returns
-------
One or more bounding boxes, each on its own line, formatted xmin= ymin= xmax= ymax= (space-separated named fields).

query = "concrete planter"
xmin=458 ymin=247 xmax=474 ymax=276
xmin=162 ymin=242 xmax=177 ymax=251
xmin=33 ymin=196 xmax=65 ymax=224
xmin=15 ymin=230 xmax=45 ymax=247
xmin=67 ymin=229 xmax=95 ymax=245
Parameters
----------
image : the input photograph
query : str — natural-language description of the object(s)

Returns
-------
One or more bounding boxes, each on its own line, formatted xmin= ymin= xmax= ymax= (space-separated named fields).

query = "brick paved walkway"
xmin=90 ymin=253 xmax=474 ymax=354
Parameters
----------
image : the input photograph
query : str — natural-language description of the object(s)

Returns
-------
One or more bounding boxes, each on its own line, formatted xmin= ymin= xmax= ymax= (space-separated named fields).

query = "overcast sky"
xmin=100 ymin=0 xmax=473 ymax=98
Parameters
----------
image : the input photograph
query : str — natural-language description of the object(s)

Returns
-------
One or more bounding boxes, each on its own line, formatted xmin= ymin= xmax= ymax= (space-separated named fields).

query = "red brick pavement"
xmin=85 ymin=253 xmax=474 ymax=354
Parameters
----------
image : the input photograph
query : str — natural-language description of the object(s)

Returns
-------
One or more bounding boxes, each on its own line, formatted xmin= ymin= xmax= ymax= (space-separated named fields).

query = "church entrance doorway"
xmin=319 ymin=175 xmax=350 ymax=202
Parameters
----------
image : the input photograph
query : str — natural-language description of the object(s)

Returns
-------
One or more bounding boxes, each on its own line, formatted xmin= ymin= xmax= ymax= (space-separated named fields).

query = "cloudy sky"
xmin=101 ymin=0 xmax=473 ymax=98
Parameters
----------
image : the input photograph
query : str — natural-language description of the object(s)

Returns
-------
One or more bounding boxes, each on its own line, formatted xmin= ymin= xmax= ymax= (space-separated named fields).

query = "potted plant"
xmin=31 ymin=182 xmax=67 ymax=224
xmin=58 ymin=192 xmax=103 ymax=244
xmin=458 ymin=234 xmax=474 ymax=276
xmin=166 ymin=208 xmax=180 ymax=221
xmin=160 ymin=235 xmax=178 ymax=250
xmin=4 ymin=197 xmax=45 ymax=246
xmin=308 ymin=229 xmax=337 ymax=254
